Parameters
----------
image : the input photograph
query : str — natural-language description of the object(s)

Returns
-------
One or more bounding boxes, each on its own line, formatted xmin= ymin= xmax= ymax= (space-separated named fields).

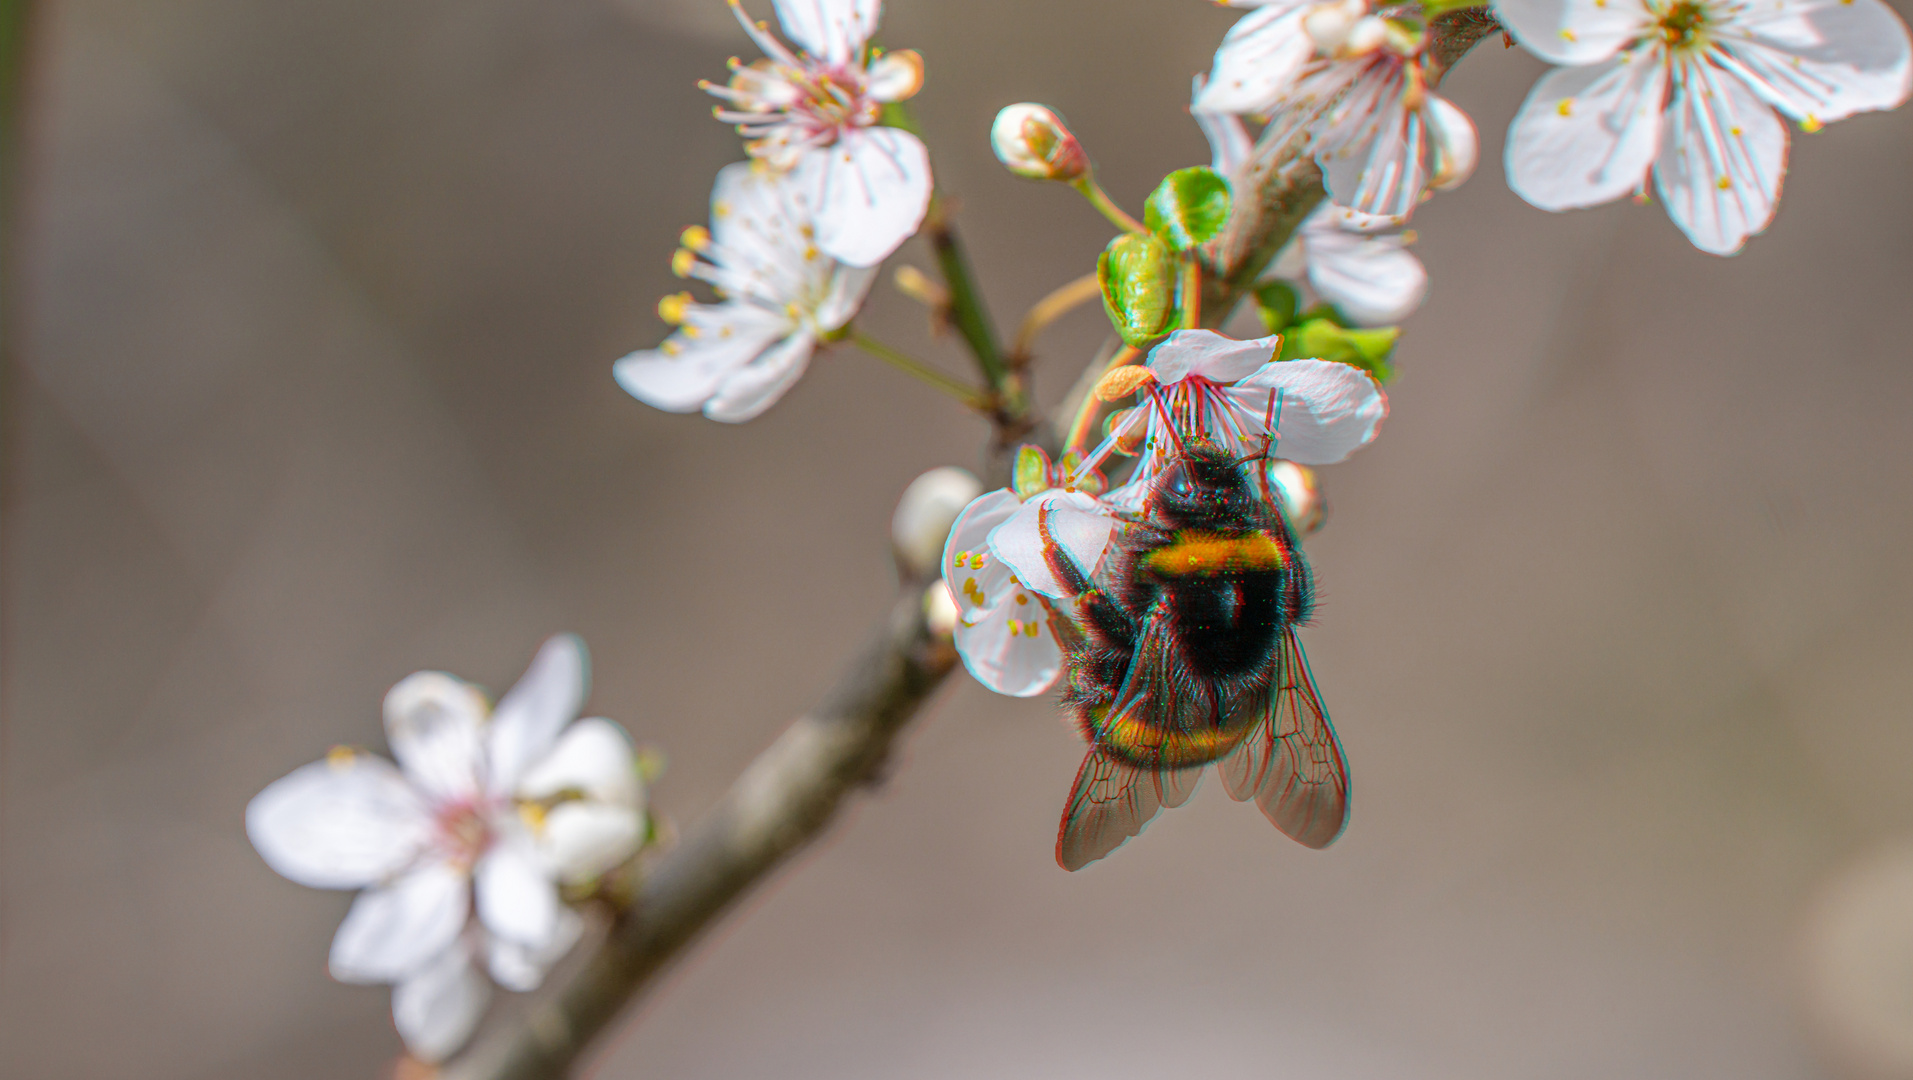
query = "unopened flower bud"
xmin=1105 ymin=407 xmax=1148 ymax=455
xmin=924 ymin=579 xmax=961 ymax=638
xmin=893 ymin=467 xmax=983 ymax=578
xmin=991 ymin=104 xmax=1090 ymax=182
xmin=1303 ymin=0 xmax=1371 ymax=55
xmin=1094 ymin=365 xmax=1158 ymax=402
xmin=1266 ymin=460 xmax=1327 ymax=536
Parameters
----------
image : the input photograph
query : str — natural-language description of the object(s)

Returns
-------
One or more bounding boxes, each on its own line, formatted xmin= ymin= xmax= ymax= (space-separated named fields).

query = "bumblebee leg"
xmin=1036 ymin=502 xmax=1094 ymax=597
xmin=1038 ymin=503 xmax=1136 ymax=646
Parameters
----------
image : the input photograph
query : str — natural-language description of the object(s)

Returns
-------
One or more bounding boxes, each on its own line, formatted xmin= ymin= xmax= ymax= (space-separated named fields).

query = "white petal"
xmin=1653 ymin=56 xmax=1788 ymax=255
xmin=328 ymin=862 xmax=470 ymax=983
xmin=1425 ymin=94 xmax=1479 ymax=191
xmin=1494 ymin=0 xmax=1653 ymax=64
xmin=704 ymin=329 xmax=816 ymax=422
xmin=392 ymin=942 xmax=491 ymax=1063
xmin=804 ymin=127 xmax=932 ymax=267
xmin=487 ymin=909 xmax=585 ymax=992
xmin=1193 ymin=108 xmax=1252 ymax=179
xmin=813 ymin=263 xmax=878 ymax=331
xmin=486 ymin=635 xmax=587 ymax=797
xmin=953 ymin=591 xmax=1064 ymax=697
xmin=1146 ymin=329 xmax=1285 ymax=385
xmin=894 ymin=465 xmax=984 ymax=576
xmin=518 ymin=717 xmax=641 ymax=808
xmin=474 ymin=838 xmax=560 ymax=946
xmin=772 ymin=0 xmax=879 ymax=64
xmin=1717 ymin=0 xmax=1912 ymax=123
xmin=540 ymin=802 xmax=645 ymax=882
xmin=1319 ymin=71 xmax=1427 ymax=221
xmin=706 ymin=164 xmax=820 ymax=307
xmin=1232 ymin=358 xmax=1387 ymax=464
xmin=383 ymin=672 xmax=489 ymax=802
xmin=1301 ymin=224 xmax=1427 ymax=326
xmin=247 ymin=753 xmax=431 ymax=889
xmin=987 ymin=490 xmax=1117 ymax=600
xmin=1197 ymin=5 xmax=1315 ymax=114
xmin=943 ymin=488 xmax=1022 ymax=614
xmin=1506 ymin=47 xmax=1668 ymax=210
xmin=614 ymin=307 xmax=792 ymax=415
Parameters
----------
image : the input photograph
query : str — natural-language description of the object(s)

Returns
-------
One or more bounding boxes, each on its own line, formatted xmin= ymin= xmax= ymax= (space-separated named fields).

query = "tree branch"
xmin=442 ymin=585 xmax=958 ymax=1080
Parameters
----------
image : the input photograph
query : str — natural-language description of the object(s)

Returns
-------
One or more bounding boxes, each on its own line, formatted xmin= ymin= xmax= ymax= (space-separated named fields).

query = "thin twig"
xmin=1008 ymin=272 xmax=1102 ymax=367
xmin=849 ymin=328 xmax=990 ymax=408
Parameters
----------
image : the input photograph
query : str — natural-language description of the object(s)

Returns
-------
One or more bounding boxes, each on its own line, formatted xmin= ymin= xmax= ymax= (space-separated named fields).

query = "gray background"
xmin=10 ymin=0 xmax=1913 ymax=1076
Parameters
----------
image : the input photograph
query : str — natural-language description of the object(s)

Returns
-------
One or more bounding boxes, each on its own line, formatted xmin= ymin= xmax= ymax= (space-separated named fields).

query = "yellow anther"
xmin=1008 ymin=621 xmax=1021 ymax=637
xmin=662 ymin=339 xmax=682 ymax=356
xmin=1094 ymin=365 xmax=1158 ymax=402
xmin=671 ymin=248 xmax=698 ymax=277
xmin=1015 ymin=593 xmax=1028 ymax=605
xmin=1557 ymin=98 xmax=1573 ymax=117
xmin=1716 ymin=175 xmax=1732 ymax=190
xmin=658 ymin=292 xmax=692 ymax=324
xmin=680 ymin=225 xmax=712 ymax=252
xmin=1023 ymin=621 xmax=1040 ymax=636
xmin=714 ymin=200 xmax=732 ymax=219
xmin=326 ymin=745 xmax=357 ymax=769
xmin=804 ymin=245 xmax=820 ymax=261
xmin=1560 ymin=27 xmax=1577 ymax=40
xmin=519 ymin=802 xmax=548 ymax=832
xmin=1801 ymin=114 xmax=1823 ymax=132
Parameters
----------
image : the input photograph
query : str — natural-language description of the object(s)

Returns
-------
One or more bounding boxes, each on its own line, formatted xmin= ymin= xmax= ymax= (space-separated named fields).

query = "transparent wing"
xmin=1218 ymin=631 xmax=1349 ymax=848
xmin=1056 ymin=749 xmax=1201 ymax=871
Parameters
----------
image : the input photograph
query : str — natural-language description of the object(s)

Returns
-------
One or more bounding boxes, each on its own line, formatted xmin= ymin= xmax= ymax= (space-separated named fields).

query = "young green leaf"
xmin=1097 ymin=233 xmax=1177 ymax=347
xmin=1143 ymin=167 xmax=1233 ymax=251
xmin=1279 ymin=318 xmax=1400 ymax=382
xmin=1254 ymin=281 xmax=1301 ymax=334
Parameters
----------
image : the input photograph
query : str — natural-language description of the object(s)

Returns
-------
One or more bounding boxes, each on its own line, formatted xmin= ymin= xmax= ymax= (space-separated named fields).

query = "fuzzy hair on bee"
xmin=1039 ymin=438 xmax=1349 ymax=871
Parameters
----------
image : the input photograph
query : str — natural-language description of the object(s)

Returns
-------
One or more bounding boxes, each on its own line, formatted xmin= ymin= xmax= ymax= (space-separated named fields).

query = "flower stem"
xmin=1180 ymin=254 xmax=1202 ymax=331
xmin=1064 ymin=343 xmax=1140 ymax=455
xmin=849 ymin=329 xmax=990 ymax=409
xmin=1009 ymin=272 xmax=1102 ymax=366
xmin=1071 ymin=175 xmax=1148 ymax=234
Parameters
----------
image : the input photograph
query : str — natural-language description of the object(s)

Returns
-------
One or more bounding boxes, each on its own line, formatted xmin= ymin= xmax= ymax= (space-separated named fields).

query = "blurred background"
xmin=10 ymin=0 xmax=1913 ymax=1076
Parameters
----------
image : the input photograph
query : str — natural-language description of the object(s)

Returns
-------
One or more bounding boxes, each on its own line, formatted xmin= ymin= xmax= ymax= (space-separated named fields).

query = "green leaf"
xmin=1254 ymin=281 xmax=1300 ymax=334
xmin=1098 ymin=233 xmax=1177 ymax=347
xmin=1012 ymin=445 xmax=1053 ymax=500
xmin=1278 ymin=318 xmax=1400 ymax=382
xmin=1143 ymin=167 xmax=1232 ymax=251
xmin=1419 ymin=0 xmax=1488 ymax=17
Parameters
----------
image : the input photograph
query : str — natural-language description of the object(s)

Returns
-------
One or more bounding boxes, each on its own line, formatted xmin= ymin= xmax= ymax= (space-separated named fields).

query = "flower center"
xmin=1657 ymin=0 xmax=1710 ymax=50
xmin=790 ymin=65 xmax=877 ymax=137
xmin=434 ymin=799 xmax=496 ymax=868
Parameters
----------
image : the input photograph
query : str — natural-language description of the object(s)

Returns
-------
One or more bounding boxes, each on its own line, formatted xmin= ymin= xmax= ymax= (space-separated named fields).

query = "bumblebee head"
xmin=1153 ymin=443 xmax=1255 ymax=525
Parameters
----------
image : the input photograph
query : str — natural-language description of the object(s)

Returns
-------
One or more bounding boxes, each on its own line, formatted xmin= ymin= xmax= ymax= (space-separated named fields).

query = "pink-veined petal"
xmin=392 ymin=940 xmax=491 ymax=1063
xmin=953 ymin=592 xmax=1064 ymax=697
xmin=1145 ymin=329 xmax=1285 ymax=385
xmin=474 ymin=836 xmax=560 ymax=947
xmin=1231 ymin=358 xmax=1388 ymax=464
xmin=1197 ymin=5 xmax=1316 ymax=114
xmin=540 ymin=802 xmax=645 ymax=883
xmin=1494 ymin=0 xmax=1653 ymax=64
xmin=486 ymin=635 xmax=587 ymax=798
xmin=1506 ymin=45 xmax=1668 ymax=210
xmin=703 ymin=328 xmax=816 ymax=422
xmin=1716 ymin=0 xmax=1912 ymax=123
xmin=247 ymin=752 xmax=431 ymax=889
xmin=804 ymin=127 xmax=932 ymax=267
xmin=943 ymin=488 xmax=1022 ymax=619
xmin=614 ymin=305 xmax=791 ymax=415
xmin=328 ymin=862 xmax=470 ymax=983
xmin=517 ymin=717 xmax=641 ymax=808
xmin=1319 ymin=72 xmax=1426 ymax=220
xmin=383 ymin=671 xmax=489 ymax=803
xmin=487 ymin=909 xmax=586 ymax=992
xmin=1425 ymin=94 xmax=1479 ymax=190
xmin=772 ymin=0 xmax=879 ymax=64
xmin=1653 ymin=56 xmax=1788 ymax=255
xmin=987 ymin=490 xmax=1118 ymax=600
xmin=1302 ymin=222 xmax=1427 ymax=326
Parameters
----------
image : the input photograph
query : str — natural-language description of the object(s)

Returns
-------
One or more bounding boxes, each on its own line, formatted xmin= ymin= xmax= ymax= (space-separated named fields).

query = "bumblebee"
xmin=1039 ymin=438 xmax=1349 ymax=870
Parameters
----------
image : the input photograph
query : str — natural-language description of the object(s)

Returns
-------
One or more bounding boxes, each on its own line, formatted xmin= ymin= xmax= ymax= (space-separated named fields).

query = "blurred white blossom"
xmin=616 ymin=162 xmax=876 ymax=422
xmin=247 ymin=636 xmax=645 ymax=1061
xmin=1196 ymin=0 xmax=1477 ymax=221
xmin=707 ymin=0 xmax=931 ymax=266
xmin=1195 ymin=98 xmax=1427 ymax=325
xmin=1498 ymin=0 xmax=1911 ymax=253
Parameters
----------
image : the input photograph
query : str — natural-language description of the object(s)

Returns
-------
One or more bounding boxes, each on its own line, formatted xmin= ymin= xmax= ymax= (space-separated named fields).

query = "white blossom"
xmin=706 ymin=0 xmax=931 ymax=266
xmin=942 ymin=487 xmax=1083 ymax=696
xmin=616 ymin=162 xmax=876 ymax=422
xmin=1195 ymin=98 xmax=1427 ymax=325
xmin=980 ymin=332 xmax=1385 ymax=605
xmin=1499 ymin=0 xmax=1911 ymax=253
xmin=247 ymin=636 xmax=646 ymax=1061
xmin=1195 ymin=0 xmax=1478 ymax=221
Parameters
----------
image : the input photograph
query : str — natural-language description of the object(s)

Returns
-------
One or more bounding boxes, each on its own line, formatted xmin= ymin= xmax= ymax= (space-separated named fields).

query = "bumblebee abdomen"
xmin=1141 ymin=530 xmax=1286 ymax=578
